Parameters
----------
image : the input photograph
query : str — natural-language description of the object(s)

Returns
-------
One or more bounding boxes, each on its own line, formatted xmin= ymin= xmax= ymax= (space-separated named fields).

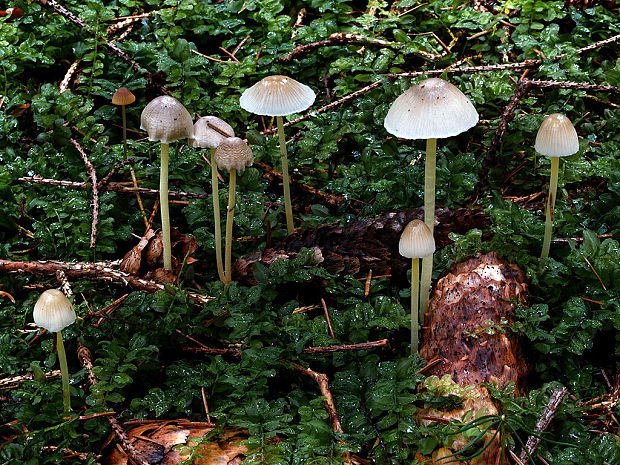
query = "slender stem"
xmin=57 ymin=331 xmax=71 ymax=413
xmin=420 ymin=138 xmax=437 ymax=319
xmin=211 ymin=148 xmax=225 ymax=282
xmin=411 ymin=257 xmax=420 ymax=354
xmin=160 ymin=143 xmax=172 ymax=270
xmin=224 ymin=169 xmax=236 ymax=284
xmin=277 ymin=116 xmax=294 ymax=234
xmin=541 ymin=156 xmax=560 ymax=259
xmin=122 ymin=105 xmax=148 ymax=228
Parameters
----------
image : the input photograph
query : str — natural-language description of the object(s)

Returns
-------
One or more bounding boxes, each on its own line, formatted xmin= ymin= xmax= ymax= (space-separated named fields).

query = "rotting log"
xmin=419 ymin=252 xmax=529 ymax=464
xmin=233 ymin=207 xmax=490 ymax=284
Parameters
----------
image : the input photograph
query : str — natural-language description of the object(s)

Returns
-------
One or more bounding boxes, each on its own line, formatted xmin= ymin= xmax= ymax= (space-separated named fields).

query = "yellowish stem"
xmin=160 ymin=143 xmax=172 ymax=270
xmin=211 ymin=148 xmax=225 ymax=282
xmin=420 ymin=138 xmax=437 ymax=319
xmin=411 ymin=257 xmax=420 ymax=354
xmin=277 ymin=116 xmax=294 ymax=234
xmin=541 ymin=156 xmax=560 ymax=259
xmin=224 ymin=169 xmax=236 ymax=284
xmin=57 ymin=331 xmax=71 ymax=413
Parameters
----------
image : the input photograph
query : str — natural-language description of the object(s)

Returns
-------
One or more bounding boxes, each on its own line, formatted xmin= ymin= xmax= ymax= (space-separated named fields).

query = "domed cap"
xmin=214 ymin=137 xmax=254 ymax=172
xmin=399 ymin=220 xmax=435 ymax=259
xmin=534 ymin=113 xmax=579 ymax=157
xmin=384 ymin=78 xmax=479 ymax=140
xmin=33 ymin=289 xmax=76 ymax=333
xmin=140 ymin=95 xmax=193 ymax=144
xmin=189 ymin=116 xmax=234 ymax=149
xmin=239 ymin=75 xmax=316 ymax=117
xmin=112 ymin=87 xmax=136 ymax=106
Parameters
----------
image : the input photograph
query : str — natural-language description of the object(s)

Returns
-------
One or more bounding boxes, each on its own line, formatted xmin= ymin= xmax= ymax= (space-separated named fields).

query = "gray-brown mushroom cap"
xmin=399 ymin=220 xmax=436 ymax=259
xmin=384 ymin=78 xmax=479 ymax=140
xmin=33 ymin=289 xmax=76 ymax=333
xmin=239 ymin=75 xmax=316 ymax=117
xmin=140 ymin=95 xmax=193 ymax=144
xmin=534 ymin=113 xmax=579 ymax=157
xmin=214 ymin=137 xmax=254 ymax=172
xmin=189 ymin=116 xmax=235 ymax=149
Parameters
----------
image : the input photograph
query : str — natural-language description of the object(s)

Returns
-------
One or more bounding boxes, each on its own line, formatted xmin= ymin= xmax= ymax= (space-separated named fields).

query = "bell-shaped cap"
xmin=189 ymin=116 xmax=235 ymax=149
xmin=215 ymin=137 xmax=254 ymax=172
xmin=399 ymin=220 xmax=435 ymax=259
xmin=534 ymin=113 xmax=579 ymax=157
xmin=240 ymin=75 xmax=315 ymax=116
xmin=140 ymin=96 xmax=193 ymax=144
xmin=384 ymin=78 xmax=479 ymax=140
xmin=33 ymin=289 xmax=76 ymax=333
xmin=112 ymin=87 xmax=136 ymax=106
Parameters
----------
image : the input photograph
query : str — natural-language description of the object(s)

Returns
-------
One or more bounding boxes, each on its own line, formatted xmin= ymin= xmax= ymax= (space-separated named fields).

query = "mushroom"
xmin=399 ymin=220 xmax=435 ymax=354
xmin=384 ymin=77 xmax=478 ymax=318
xmin=112 ymin=87 xmax=148 ymax=228
xmin=214 ymin=137 xmax=254 ymax=284
xmin=141 ymin=96 xmax=193 ymax=270
xmin=534 ymin=113 xmax=579 ymax=259
xmin=190 ymin=116 xmax=235 ymax=283
xmin=239 ymin=75 xmax=315 ymax=234
xmin=33 ymin=289 xmax=76 ymax=413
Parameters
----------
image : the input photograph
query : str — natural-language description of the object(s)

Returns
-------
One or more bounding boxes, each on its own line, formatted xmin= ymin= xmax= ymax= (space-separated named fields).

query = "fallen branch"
xmin=70 ymin=139 xmax=99 ymax=249
xmin=518 ymin=387 xmax=568 ymax=465
xmin=280 ymin=32 xmax=442 ymax=63
xmin=19 ymin=175 xmax=209 ymax=199
xmin=0 ymin=259 xmax=212 ymax=306
xmin=77 ymin=345 xmax=150 ymax=465
xmin=0 ymin=370 xmax=61 ymax=389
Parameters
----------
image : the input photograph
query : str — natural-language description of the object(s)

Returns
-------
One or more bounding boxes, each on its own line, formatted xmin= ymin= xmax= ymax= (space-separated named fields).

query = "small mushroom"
xmin=534 ymin=113 xmax=579 ymax=259
xmin=214 ymin=137 xmax=254 ymax=284
xmin=141 ymin=96 xmax=193 ymax=270
xmin=190 ymin=116 xmax=235 ymax=283
xmin=385 ymin=77 xmax=478 ymax=319
xmin=33 ymin=289 xmax=76 ymax=413
xmin=240 ymin=75 xmax=315 ymax=234
xmin=399 ymin=220 xmax=435 ymax=354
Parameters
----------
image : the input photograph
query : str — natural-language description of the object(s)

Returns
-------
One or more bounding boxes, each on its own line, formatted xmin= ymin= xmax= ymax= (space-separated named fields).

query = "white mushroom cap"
xmin=534 ymin=113 xmax=579 ymax=157
xmin=399 ymin=220 xmax=436 ymax=259
xmin=33 ymin=289 xmax=76 ymax=333
xmin=189 ymin=116 xmax=235 ymax=149
xmin=384 ymin=78 xmax=479 ymax=140
xmin=140 ymin=95 xmax=193 ymax=144
xmin=214 ymin=137 xmax=254 ymax=172
xmin=239 ymin=75 xmax=316 ymax=116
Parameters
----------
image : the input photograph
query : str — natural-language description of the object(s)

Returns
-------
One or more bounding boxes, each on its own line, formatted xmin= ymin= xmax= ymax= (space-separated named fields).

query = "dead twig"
xmin=69 ymin=139 xmax=99 ymax=249
xmin=0 ymin=259 xmax=213 ymax=306
xmin=77 ymin=345 xmax=150 ymax=465
xmin=518 ymin=387 xmax=568 ymax=465
xmin=321 ymin=298 xmax=336 ymax=338
xmin=303 ymin=339 xmax=390 ymax=353
xmin=0 ymin=370 xmax=61 ymax=389
xmin=19 ymin=175 xmax=208 ymax=199
xmin=98 ymin=159 xmax=136 ymax=188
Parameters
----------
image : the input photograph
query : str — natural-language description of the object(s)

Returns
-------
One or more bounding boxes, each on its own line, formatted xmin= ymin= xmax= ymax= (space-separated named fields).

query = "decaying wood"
xmin=518 ymin=387 xmax=568 ymax=465
xmin=419 ymin=252 xmax=529 ymax=464
xmin=232 ymin=207 xmax=490 ymax=284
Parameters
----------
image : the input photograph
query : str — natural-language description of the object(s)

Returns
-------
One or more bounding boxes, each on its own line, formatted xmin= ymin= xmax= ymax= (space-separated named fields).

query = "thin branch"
xmin=69 ymin=139 xmax=99 ymax=249
xmin=98 ymin=158 xmax=136 ymax=188
xmin=518 ymin=387 xmax=568 ymax=465
xmin=530 ymin=79 xmax=619 ymax=93
xmin=0 ymin=259 xmax=213 ymax=306
xmin=77 ymin=345 xmax=150 ymax=465
xmin=303 ymin=339 xmax=389 ymax=353
xmin=18 ymin=175 xmax=209 ymax=199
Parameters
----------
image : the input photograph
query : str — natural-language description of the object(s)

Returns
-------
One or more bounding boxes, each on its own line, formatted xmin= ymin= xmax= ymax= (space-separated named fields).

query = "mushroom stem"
xmin=211 ymin=148 xmax=225 ymax=282
xmin=277 ymin=116 xmax=294 ymax=234
xmin=411 ymin=257 xmax=420 ymax=354
xmin=224 ymin=168 xmax=237 ymax=284
xmin=160 ymin=143 xmax=172 ymax=270
xmin=541 ymin=156 xmax=560 ymax=259
xmin=121 ymin=105 xmax=148 ymax=229
xmin=420 ymin=137 xmax=437 ymax=319
xmin=56 ymin=331 xmax=71 ymax=413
